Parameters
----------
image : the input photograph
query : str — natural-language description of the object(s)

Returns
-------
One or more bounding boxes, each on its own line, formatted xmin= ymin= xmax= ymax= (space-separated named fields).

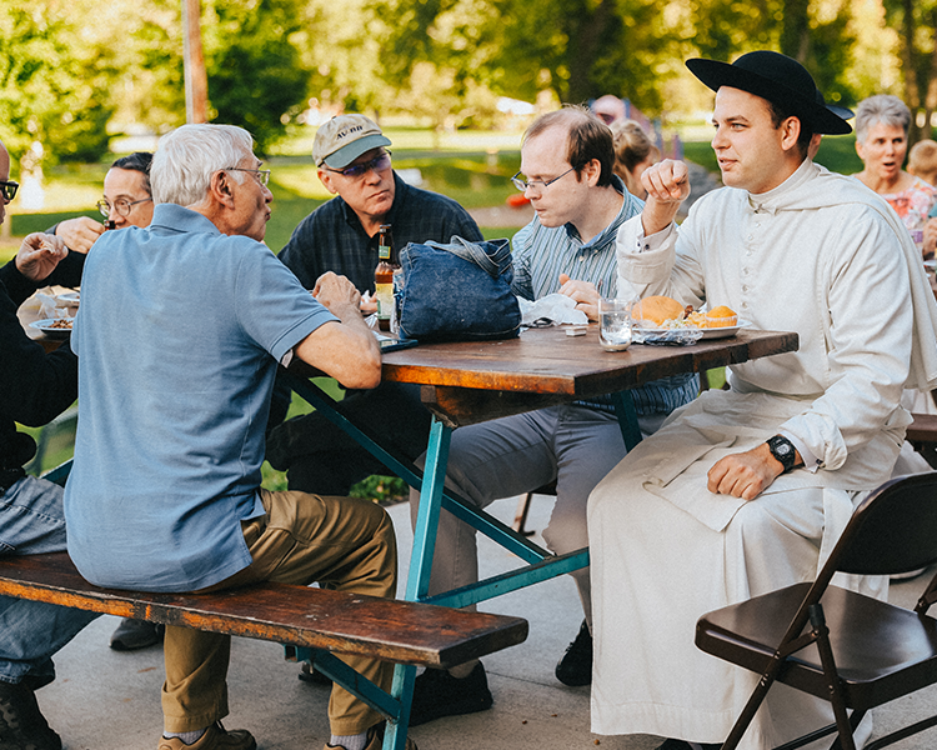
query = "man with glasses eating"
xmin=51 ymin=152 xmax=154 ymax=254
xmin=267 ymin=115 xmax=481 ymax=513
xmin=403 ymin=107 xmax=698 ymax=725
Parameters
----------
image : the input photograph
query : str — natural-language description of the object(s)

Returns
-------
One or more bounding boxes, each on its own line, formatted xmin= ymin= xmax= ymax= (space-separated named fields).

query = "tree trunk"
xmin=780 ymin=0 xmax=811 ymax=63
xmin=565 ymin=0 xmax=615 ymax=104
xmin=900 ymin=0 xmax=922 ymax=142
xmin=182 ymin=0 xmax=209 ymax=124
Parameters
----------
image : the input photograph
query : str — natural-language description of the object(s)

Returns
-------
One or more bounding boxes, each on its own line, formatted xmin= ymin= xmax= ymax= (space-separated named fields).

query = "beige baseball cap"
xmin=312 ymin=115 xmax=392 ymax=168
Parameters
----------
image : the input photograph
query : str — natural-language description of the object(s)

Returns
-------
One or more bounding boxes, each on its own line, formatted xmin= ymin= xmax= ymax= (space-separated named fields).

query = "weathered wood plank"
xmin=378 ymin=327 xmax=798 ymax=426
xmin=0 ymin=553 xmax=528 ymax=669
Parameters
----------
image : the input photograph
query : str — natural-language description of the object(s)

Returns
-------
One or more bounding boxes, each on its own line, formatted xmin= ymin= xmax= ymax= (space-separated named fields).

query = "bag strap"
xmin=425 ymin=237 xmax=511 ymax=279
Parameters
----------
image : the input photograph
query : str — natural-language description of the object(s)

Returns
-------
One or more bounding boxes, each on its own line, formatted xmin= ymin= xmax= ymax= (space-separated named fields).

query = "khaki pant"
xmin=161 ymin=489 xmax=397 ymax=736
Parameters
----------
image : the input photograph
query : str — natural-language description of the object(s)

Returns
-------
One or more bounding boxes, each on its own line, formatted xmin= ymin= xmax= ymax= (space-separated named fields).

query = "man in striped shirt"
xmin=406 ymin=106 xmax=698 ymax=726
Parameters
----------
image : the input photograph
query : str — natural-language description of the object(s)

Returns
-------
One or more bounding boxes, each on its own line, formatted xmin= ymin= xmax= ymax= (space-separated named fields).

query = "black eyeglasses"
xmin=0 ymin=180 xmax=19 ymax=201
xmin=97 ymin=197 xmax=153 ymax=218
xmin=325 ymin=151 xmax=392 ymax=179
xmin=511 ymin=167 xmax=576 ymax=193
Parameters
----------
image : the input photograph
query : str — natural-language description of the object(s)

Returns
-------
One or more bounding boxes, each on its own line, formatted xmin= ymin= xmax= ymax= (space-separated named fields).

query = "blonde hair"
xmin=908 ymin=139 xmax=937 ymax=186
xmin=610 ymin=120 xmax=660 ymax=197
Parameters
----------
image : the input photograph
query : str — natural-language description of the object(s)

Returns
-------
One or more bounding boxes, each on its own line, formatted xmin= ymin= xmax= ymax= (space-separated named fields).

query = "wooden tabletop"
xmin=369 ymin=325 xmax=798 ymax=427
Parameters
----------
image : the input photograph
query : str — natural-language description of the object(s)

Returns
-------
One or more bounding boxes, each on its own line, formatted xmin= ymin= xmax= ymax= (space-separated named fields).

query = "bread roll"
xmin=631 ymin=295 xmax=685 ymax=327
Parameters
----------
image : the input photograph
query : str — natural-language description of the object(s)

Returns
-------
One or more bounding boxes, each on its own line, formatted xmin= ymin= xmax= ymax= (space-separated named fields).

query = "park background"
xmin=2 ymin=0 xmax=936 ymax=497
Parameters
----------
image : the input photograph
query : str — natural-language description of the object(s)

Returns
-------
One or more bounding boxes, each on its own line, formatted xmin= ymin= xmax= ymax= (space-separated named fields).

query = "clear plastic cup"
xmin=598 ymin=297 xmax=633 ymax=351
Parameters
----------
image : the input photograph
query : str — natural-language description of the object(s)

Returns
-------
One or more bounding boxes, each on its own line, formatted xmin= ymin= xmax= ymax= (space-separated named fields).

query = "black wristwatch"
xmin=767 ymin=435 xmax=797 ymax=474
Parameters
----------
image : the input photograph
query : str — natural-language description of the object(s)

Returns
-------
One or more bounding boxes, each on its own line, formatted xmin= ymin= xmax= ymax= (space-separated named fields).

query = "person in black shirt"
xmin=268 ymin=116 xmax=482 ymax=495
xmin=0 ymin=137 xmax=98 ymax=750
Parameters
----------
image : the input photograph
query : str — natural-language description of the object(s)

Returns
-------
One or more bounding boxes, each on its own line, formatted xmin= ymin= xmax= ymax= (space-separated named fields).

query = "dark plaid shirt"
xmin=278 ymin=172 xmax=482 ymax=293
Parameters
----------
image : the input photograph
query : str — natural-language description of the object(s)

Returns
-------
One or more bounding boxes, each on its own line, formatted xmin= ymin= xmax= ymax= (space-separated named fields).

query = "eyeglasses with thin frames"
xmin=224 ymin=167 xmax=271 ymax=187
xmin=0 ymin=180 xmax=19 ymax=201
xmin=97 ymin=196 xmax=153 ymax=218
xmin=511 ymin=166 xmax=577 ymax=193
xmin=324 ymin=151 xmax=392 ymax=180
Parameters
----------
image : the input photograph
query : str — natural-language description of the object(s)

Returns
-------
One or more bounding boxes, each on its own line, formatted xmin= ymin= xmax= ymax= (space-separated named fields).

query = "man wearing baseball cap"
xmin=587 ymin=51 xmax=937 ymax=749
xmin=268 ymin=115 xmax=481 ymax=666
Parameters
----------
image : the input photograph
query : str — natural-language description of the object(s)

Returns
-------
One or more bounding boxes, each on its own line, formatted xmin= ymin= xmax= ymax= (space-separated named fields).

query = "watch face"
xmin=776 ymin=443 xmax=792 ymax=456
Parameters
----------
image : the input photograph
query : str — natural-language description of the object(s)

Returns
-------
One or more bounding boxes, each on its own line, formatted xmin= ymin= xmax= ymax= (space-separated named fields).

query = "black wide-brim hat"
xmin=686 ymin=51 xmax=853 ymax=135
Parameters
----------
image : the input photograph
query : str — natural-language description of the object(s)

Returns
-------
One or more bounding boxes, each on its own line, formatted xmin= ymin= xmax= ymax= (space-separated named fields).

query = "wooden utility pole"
xmin=182 ymin=0 xmax=209 ymax=124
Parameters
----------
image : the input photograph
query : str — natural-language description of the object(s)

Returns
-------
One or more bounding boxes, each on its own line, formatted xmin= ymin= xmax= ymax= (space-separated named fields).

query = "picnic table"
xmin=284 ymin=323 xmax=799 ymax=610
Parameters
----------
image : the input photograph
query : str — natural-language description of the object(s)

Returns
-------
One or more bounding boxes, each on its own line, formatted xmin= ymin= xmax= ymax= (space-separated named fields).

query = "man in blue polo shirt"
xmin=267 ymin=115 xmax=483 ymax=497
xmin=65 ymin=124 xmax=409 ymax=750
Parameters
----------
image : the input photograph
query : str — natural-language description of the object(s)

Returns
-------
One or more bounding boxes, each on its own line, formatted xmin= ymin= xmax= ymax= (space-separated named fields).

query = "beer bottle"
xmin=374 ymin=224 xmax=399 ymax=332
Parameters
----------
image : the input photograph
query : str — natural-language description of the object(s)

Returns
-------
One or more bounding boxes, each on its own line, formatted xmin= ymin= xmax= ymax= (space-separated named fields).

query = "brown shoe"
xmin=158 ymin=722 xmax=256 ymax=750
xmin=324 ymin=722 xmax=417 ymax=750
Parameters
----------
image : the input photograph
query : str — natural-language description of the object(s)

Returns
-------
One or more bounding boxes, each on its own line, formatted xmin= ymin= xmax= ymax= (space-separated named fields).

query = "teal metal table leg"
xmin=406 ymin=417 xmax=451 ymax=602
xmin=383 ymin=663 xmax=416 ymax=750
xmin=612 ymin=390 xmax=642 ymax=451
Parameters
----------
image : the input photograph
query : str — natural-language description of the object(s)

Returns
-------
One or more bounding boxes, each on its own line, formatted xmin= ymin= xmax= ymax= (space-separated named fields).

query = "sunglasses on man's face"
xmin=0 ymin=180 xmax=19 ymax=201
xmin=324 ymin=151 xmax=392 ymax=180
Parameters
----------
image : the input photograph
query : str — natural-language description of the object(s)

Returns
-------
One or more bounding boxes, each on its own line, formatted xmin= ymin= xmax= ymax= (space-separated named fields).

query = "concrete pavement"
xmin=39 ymin=494 xmax=937 ymax=750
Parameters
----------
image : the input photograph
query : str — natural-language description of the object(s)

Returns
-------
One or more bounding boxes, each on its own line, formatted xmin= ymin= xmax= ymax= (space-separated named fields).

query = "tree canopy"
xmin=0 ymin=0 xmax=931 ymax=170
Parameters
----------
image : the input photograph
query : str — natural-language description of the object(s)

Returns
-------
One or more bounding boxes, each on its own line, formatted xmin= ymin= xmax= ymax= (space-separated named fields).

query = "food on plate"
xmin=631 ymin=297 xmax=740 ymax=331
xmin=631 ymin=296 xmax=685 ymax=327
xmin=48 ymin=318 xmax=74 ymax=330
xmin=705 ymin=305 xmax=738 ymax=328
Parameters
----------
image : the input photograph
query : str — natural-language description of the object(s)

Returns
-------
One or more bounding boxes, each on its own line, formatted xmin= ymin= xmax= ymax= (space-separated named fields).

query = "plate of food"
xmin=634 ymin=320 xmax=751 ymax=340
xmin=631 ymin=296 xmax=748 ymax=342
xmin=29 ymin=318 xmax=74 ymax=339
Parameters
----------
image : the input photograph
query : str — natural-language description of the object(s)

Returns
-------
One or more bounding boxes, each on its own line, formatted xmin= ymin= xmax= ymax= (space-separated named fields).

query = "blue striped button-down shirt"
xmin=510 ymin=177 xmax=697 ymax=415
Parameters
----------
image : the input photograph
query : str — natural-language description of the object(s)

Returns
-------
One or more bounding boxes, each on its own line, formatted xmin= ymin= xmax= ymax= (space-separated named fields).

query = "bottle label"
xmin=375 ymin=282 xmax=393 ymax=320
xmin=378 ymin=243 xmax=391 ymax=261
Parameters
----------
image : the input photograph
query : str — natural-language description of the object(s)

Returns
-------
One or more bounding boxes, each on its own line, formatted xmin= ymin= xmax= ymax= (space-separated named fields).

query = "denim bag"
xmin=398 ymin=236 xmax=521 ymax=342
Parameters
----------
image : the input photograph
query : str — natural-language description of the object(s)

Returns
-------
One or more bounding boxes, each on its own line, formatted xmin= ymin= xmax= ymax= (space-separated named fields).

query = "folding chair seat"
xmin=695 ymin=471 xmax=937 ymax=750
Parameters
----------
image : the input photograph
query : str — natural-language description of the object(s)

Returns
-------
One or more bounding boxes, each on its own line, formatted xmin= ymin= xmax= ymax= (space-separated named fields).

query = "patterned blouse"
xmin=879 ymin=176 xmax=937 ymax=259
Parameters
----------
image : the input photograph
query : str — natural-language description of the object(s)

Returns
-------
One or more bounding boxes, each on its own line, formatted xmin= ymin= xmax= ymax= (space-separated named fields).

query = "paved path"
xmin=38 ymin=494 xmax=937 ymax=749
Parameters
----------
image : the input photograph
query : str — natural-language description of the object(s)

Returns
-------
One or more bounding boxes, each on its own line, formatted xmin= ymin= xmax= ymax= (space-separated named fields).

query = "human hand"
xmin=923 ymin=217 xmax=937 ymax=259
xmin=359 ymin=291 xmax=378 ymax=315
xmin=312 ymin=271 xmax=363 ymax=316
xmin=640 ymin=159 xmax=690 ymax=236
xmin=55 ymin=216 xmax=105 ymax=254
xmin=15 ymin=233 xmax=68 ymax=282
xmin=707 ymin=442 xmax=791 ymax=501
xmin=558 ymin=273 xmax=601 ymax=321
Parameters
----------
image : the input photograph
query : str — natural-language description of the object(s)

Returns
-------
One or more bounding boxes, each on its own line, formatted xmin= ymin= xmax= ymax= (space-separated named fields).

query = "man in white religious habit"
xmin=587 ymin=50 xmax=937 ymax=750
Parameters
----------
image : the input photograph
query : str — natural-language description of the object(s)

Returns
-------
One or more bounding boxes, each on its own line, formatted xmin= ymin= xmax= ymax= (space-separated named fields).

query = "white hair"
xmin=855 ymin=95 xmax=912 ymax=145
xmin=151 ymin=124 xmax=255 ymax=207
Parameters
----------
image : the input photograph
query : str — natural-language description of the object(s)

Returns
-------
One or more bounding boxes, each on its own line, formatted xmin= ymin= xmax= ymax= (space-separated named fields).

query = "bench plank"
xmin=0 ymin=552 xmax=528 ymax=669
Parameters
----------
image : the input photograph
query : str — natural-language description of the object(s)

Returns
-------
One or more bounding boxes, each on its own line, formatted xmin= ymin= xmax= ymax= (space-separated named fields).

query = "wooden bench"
xmin=0 ymin=551 xmax=528 ymax=750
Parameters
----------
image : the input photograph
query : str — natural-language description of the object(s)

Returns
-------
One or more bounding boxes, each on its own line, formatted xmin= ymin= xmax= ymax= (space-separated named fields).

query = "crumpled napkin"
xmin=519 ymin=293 xmax=589 ymax=327
xmin=34 ymin=289 xmax=74 ymax=321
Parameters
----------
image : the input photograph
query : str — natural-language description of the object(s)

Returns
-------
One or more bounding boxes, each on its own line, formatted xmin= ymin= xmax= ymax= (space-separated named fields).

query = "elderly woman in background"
xmin=853 ymin=94 xmax=937 ymax=259
xmin=610 ymin=119 xmax=659 ymax=200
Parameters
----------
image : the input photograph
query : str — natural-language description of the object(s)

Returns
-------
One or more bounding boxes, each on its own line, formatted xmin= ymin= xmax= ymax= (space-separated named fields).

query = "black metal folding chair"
xmin=695 ymin=472 xmax=937 ymax=750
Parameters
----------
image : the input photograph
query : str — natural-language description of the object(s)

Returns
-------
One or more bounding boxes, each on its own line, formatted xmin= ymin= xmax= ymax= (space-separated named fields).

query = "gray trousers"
xmin=409 ymin=404 xmax=665 ymax=627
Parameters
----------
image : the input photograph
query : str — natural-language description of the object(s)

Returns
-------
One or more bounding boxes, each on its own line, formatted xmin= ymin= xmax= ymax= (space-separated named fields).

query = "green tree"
xmin=202 ymin=0 xmax=312 ymax=154
xmin=883 ymin=0 xmax=937 ymax=142
xmin=0 ymin=2 xmax=115 ymax=167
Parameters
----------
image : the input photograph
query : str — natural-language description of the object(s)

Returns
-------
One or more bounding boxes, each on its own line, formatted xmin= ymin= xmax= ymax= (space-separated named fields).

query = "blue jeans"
xmin=0 ymin=476 xmax=99 ymax=685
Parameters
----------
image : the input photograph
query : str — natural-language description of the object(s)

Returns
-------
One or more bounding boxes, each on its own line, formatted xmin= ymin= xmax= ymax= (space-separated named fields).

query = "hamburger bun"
xmin=631 ymin=295 xmax=685 ymax=327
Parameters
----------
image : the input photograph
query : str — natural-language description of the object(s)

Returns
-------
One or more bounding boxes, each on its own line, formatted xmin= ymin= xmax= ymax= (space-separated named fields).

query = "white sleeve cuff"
xmin=780 ymin=430 xmax=821 ymax=473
